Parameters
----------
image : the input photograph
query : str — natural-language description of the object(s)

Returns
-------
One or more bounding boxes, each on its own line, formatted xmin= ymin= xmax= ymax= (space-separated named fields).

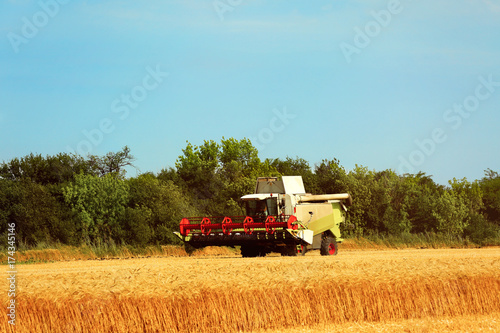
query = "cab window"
xmin=266 ymin=198 xmax=278 ymax=216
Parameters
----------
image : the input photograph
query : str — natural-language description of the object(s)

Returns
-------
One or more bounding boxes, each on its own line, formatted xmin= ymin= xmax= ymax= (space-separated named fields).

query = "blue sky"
xmin=1 ymin=0 xmax=499 ymax=185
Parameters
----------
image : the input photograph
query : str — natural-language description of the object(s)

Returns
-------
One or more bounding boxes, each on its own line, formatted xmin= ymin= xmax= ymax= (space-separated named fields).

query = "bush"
xmin=464 ymin=213 xmax=500 ymax=246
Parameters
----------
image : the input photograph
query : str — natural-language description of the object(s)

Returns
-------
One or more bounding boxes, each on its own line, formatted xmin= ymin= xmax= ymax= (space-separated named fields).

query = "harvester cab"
xmin=174 ymin=176 xmax=352 ymax=257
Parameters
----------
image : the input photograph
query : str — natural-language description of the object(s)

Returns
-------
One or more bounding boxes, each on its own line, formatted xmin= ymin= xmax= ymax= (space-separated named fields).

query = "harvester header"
xmin=174 ymin=176 xmax=352 ymax=257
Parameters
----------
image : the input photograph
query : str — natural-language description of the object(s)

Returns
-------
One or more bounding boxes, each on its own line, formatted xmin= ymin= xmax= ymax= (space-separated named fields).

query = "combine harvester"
xmin=174 ymin=176 xmax=352 ymax=257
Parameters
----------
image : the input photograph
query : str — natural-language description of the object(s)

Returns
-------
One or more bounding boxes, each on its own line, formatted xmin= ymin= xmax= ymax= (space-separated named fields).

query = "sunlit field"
xmin=2 ymin=248 xmax=499 ymax=332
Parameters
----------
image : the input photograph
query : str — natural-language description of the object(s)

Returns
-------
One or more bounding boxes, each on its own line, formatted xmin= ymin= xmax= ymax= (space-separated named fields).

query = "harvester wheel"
xmin=281 ymin=245 xmax=298 ymax=257
xmin=299 ymin=244 xmax=307 ymax=256
xmin=240 ymin=245 xmax=264 ymax=258
xmin=184 ymin=244 xmax=197 ymax=256
xmin=320 ymin=236 xmax=338 ymax=256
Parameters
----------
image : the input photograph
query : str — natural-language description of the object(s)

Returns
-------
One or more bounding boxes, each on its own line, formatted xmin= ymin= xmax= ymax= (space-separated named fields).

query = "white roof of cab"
xmin=240 ymin=193 xmax=273 ymax=200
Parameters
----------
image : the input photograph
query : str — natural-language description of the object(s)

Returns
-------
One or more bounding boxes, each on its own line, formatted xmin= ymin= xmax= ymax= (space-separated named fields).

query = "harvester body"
xmin=174 ymin=176 xmax=351 ymax=257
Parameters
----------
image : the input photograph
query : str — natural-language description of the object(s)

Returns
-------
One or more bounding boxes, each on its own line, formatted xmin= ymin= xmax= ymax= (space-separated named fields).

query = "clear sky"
xmin=1 ymin=0 xmax=499 ymax=185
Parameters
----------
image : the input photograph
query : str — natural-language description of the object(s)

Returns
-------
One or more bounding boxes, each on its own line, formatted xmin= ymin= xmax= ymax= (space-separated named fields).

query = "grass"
xmin=0 ymin=243 xmax=236 ymax=264
xmin=341 ymin=231 xmax=498 ymax=250
xmin=1 ymin=248 xmax=499 ymax=332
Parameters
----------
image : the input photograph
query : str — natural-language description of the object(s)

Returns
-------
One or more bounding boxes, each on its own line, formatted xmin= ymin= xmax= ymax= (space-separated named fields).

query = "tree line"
xmin=1 ymin=138 xmax=499 ymax=248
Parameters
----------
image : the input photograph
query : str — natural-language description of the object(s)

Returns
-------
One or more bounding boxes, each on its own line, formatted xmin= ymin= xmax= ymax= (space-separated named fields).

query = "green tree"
xmin=175 ymin=140 xmax=220 ymax=207
xmin=63 ymin=173 xmax=129 ymax=244
xmin=0 ymin=153 xmax=92 ymax=185
xmin=432 ymin=190 xmax=469 ymax=235
xmin=87 ymin=146 xmax=135 ymax=178
xmin=343 ymin=165 xmax=374 ymax=236
xmin=448 ymin=177 xmax=483 ymax=214
xmin=0 ymin=179 xmax=77 ymax=246
xmin=122 ymin=206 xmax=153 ymax=247
xmin=269 ymin=157 xmax=317 ymax=193
xmin=480 ymin=169 xmax=500 ymax=225
xmin=127 ymin=173 xmax=198 ymax=245
xmin=218 ymin=137 xmax=267 ymax=213
xmin=314 ymin=158 xmax=348 ymax=194
xmin=392 ymin=173 xmax=443 ymax=234
xmin=174 ymin=138 xmax=276 ymax=216
xmin=372 ymin=170 xmax=412 ymax=234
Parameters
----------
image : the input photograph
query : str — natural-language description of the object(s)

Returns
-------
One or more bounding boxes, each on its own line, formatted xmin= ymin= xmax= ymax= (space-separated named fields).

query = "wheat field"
xmin=1 ymin=248 xmax=499 ymax=332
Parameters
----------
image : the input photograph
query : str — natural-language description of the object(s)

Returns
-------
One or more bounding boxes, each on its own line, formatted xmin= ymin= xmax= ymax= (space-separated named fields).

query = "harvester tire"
xmin=240 ymin=245 xmax=264 ymax=258
xmin=320 ymin=236 xmax=338 ymax=256
xmin=184 ymin=244 xmax=197 ymax=256
xmin=281 ymin=245 xmax=298 ymax=257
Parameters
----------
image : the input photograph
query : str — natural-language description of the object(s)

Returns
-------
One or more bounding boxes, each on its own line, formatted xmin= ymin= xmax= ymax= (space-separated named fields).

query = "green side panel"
xmin=306 ymin=202 xmax=345 ymax=241
xmin=330 ymin=202 xmax=345 ymax=242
